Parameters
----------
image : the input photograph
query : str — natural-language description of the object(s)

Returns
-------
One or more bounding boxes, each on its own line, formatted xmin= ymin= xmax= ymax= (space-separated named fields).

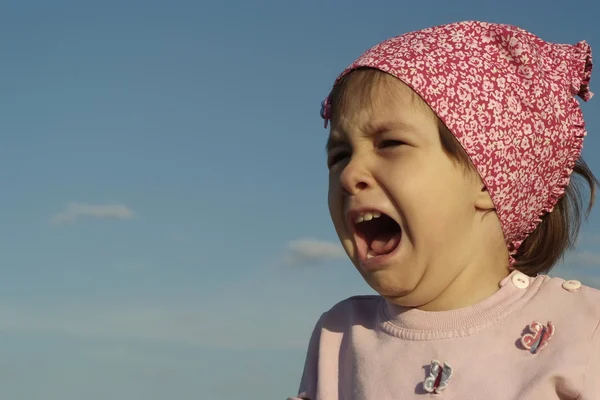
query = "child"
xmin=288 ymin=21 xmax=599 ymax=399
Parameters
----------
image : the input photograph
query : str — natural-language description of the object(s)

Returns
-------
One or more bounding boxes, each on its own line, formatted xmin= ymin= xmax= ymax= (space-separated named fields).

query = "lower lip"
xmin=358 ymin=234 xmax=402 ymax=271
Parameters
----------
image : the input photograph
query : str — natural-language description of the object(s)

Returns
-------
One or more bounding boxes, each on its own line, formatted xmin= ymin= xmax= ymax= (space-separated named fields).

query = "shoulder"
xmin=535 ymin=277 xmax=600 ymax=396
xmin=317 ymin=295 xmax=382 ymax=331
xmin=533 ymin=274 xmax=600 ymax=334
xmin=301 ymin=295 xmax=381 ymax=360
xmin=536 ymin=275 xmax=600 ymax=313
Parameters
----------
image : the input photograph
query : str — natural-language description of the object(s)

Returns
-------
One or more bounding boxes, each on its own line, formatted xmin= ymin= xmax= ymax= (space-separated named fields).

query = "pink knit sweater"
xmin=288 ymin=271 xmax=600 ymax=399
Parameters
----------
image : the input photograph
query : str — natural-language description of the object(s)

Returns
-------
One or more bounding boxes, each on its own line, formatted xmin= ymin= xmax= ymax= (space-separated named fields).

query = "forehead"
xmin=327 ymin=70 xmax=433 ymax=146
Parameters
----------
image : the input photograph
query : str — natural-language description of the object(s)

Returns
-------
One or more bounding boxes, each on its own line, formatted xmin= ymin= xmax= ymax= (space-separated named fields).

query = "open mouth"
xmin=351 ymin=211 xmax=402 ymax=262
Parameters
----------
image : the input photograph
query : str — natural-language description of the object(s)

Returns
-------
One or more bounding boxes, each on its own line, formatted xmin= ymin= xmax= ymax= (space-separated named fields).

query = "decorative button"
xmin=423 ymin=360 xmax=453 ymax=394
xmin=520 ymin=321 xmax=555 ymax=354
xmin=512 ymin=273 xmax=530 ymax=289
xmin=562 ymin=280 xmax=581 ymax=292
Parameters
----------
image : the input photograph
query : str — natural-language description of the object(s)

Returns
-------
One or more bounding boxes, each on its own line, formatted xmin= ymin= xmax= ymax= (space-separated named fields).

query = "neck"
xmin=417 ymin=262 xmax=511 ymax=311
xmin=415 ymin=219 xmax=513 ymax=311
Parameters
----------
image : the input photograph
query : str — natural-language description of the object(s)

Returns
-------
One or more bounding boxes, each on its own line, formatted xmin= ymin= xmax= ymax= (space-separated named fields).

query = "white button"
xmin=562 ymin=280 xmax=581 ymax=292
xmin=512 ymin=273 xmax=530 ymax=289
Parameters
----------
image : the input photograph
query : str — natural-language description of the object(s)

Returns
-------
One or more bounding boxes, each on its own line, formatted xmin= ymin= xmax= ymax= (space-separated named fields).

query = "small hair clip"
xmin=520 ymin=321 xmax=555 ymax=354
xmin=423 ymin=360 xmax=453 ymax=394
xmin=320 ymin=98 xmax=331 ymax=129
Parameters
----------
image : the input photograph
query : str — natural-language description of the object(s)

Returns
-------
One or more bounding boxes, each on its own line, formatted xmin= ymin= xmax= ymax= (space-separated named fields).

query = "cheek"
xmin=412 ymin=173 xmax=475 ymax=244
xmin=400 ymin=159 xmax=463 ymax=199
xmin=328 ymin=176 xmax=344 ymax=228
xmin=327 ymin=176 xmax=338 ymax=213
xmin=389 ymin=164 xmax=469 ymax=235
xmin=388 ymin=164 xmax=445 ymax=206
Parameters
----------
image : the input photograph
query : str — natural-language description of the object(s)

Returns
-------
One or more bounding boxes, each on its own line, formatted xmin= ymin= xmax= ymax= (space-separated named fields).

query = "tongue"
xmin=369 ymin=232 xmax=401 ymax=255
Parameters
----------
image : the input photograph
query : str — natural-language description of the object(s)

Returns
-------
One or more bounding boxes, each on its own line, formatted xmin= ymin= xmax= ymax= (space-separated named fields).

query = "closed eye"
xmin=378 ymin=140 xmax=405 ymax=149
xmin=327 ymin=151 xmax=350 ymax=168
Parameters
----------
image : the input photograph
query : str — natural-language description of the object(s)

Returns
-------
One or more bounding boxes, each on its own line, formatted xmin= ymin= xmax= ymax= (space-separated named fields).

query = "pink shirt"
xmin=288 ymin=271 xmax=600 ymax=399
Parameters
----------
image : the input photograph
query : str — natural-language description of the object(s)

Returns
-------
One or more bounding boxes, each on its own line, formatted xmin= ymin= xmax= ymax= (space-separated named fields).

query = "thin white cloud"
xmin=0 ymin=303 xmax=310 ymax=350
xmin=51 ymin=202 xmax=134 ymax=224
xmin=284 ymin=238 xmax=346 ymax=266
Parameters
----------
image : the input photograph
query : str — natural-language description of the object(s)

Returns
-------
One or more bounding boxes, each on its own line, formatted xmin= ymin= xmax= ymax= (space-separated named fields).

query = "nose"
xmin=339 ymin=157 xmax=374 ymax=195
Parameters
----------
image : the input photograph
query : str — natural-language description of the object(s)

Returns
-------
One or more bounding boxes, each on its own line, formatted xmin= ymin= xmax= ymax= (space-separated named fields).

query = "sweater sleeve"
xmin=578 ymin=316 xmax=600 ymax=399
xmin=287 ymin=314 xmax=325 ymax=400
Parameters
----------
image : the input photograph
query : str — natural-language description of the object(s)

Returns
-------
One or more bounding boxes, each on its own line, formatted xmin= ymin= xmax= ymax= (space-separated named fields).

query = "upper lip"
xmin=345 ymin=206 xmax=399 ymax=230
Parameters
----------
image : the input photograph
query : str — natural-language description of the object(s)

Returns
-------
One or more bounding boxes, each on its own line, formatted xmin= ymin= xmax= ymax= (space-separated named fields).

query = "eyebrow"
xmin=369 ymin=121 xmax=417 ymax=135
xmin=325 ymin=121 xmax=417 ymax=153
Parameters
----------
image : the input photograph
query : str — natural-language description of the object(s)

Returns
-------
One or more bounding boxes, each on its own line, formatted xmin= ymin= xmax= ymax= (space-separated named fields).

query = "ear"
xmin=474 ymin=185 xmax=495 ymax=211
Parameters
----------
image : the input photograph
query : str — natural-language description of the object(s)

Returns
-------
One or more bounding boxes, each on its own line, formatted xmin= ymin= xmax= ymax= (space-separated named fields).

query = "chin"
xmin=363 ymin=268 xmax=417 ymax=299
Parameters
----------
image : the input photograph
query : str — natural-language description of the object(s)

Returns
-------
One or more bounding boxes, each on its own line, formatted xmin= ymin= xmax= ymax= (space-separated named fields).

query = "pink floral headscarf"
xmin=321 ymin=21 xmax=593 ymax=260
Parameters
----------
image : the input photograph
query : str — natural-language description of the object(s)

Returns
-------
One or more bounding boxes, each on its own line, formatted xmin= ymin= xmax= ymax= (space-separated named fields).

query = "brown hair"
xmin=328 ymin=68 xmax=599 ymax=275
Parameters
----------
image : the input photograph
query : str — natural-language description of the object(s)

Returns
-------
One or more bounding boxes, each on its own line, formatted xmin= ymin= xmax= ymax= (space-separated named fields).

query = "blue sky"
xmin=0 ymin=0 xmax=599 ymax=399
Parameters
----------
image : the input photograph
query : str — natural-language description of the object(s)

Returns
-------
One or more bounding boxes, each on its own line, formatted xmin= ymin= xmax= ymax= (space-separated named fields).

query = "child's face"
xmin=327 ymin=76 xmax=501 ymax=308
